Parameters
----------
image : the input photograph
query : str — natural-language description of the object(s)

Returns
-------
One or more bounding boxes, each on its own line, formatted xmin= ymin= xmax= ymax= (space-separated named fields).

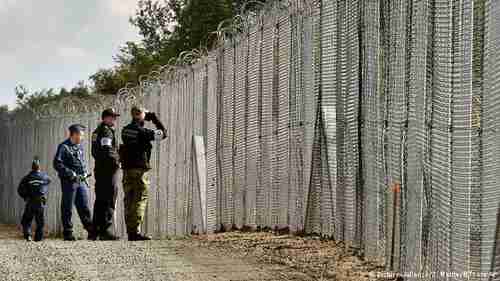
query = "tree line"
xmin=7 ymin=0 xmax=265 ymax=113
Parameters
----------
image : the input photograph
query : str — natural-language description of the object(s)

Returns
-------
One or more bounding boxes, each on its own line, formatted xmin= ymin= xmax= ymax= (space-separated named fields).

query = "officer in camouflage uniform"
xmin=18 ymin=157 xmax=51 ymax=242
xmin=90 ymin=108 xmax=121 ymax=241
xmin=53 ymin=124 xmax=96 ymax=241
xmin=119 ymin=106 xmax=167 ymax=241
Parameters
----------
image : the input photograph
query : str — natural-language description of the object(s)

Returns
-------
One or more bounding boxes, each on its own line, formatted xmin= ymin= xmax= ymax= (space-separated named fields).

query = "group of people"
xmin=17 ymin=106 xmax=167 ymax=242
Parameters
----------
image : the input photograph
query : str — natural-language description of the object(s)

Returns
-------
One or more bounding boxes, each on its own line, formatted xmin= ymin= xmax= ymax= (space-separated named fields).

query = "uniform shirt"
xmin=91 ymin=122 xmax=119 ymax=174
xmin=18 ymin=171 xmax=51 ymax=199
xmin=120 ymin=120 xmax=163 ymax=170
xmin=53 ymin=139 xmax=88 ymax=181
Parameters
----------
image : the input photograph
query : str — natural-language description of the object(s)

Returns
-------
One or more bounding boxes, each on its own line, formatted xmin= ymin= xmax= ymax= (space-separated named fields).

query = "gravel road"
xmin=0 ymin=225 xmax=387 ymax=281
xmin=0 ymin=225 xmax=279 ymax=281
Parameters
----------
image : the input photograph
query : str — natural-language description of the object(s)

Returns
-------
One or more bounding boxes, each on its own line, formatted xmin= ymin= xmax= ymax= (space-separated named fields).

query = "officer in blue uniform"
xmin=53 ymin=124 xmax=95 ymax=241
xmin=18 ymin=157 xmax=51 ymax=242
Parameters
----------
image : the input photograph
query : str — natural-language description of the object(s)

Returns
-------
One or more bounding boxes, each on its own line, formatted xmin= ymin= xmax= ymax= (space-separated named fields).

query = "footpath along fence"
xmin=1 ymin=0 xmax=500 ymax=279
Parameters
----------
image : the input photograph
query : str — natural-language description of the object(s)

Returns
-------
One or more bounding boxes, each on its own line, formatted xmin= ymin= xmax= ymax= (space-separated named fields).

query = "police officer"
xmin=120 ymin=106 xmax=167 ymax=241
xmin=91 ymin=108 xmax=120 ymax=241
xmin=53 ymin=124 xmax=95 ymax=241
xmin=18 ymin=157 xmax=51 ymax=242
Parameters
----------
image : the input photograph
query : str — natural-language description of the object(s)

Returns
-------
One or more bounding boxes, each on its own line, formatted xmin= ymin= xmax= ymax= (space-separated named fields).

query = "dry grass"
xmin=189 ymin=231 xmax=390 ymax=281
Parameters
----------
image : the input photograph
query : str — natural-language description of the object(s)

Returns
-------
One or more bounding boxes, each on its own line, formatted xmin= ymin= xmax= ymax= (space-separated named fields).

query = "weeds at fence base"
xmin=191 ymin=230 xmax=390 ymax=281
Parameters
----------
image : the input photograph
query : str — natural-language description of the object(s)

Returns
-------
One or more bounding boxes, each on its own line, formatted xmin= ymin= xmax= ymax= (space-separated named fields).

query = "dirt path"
xmin=0 ymin=225 xmax=387 ymax=281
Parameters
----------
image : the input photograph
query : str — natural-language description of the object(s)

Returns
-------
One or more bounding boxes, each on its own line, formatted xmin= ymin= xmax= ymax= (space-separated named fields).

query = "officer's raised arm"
xmin=140 ymin=127 xmax=164 ymax=142
xmin=144 ymin=112 xmax=167 ymax=141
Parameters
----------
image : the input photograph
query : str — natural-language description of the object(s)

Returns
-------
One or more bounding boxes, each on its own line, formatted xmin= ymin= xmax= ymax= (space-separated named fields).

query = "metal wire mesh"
xmin=482 ymin=0 xmax=500 ymax=279
xmin=0 ymin=0 xmax=499 ymax=279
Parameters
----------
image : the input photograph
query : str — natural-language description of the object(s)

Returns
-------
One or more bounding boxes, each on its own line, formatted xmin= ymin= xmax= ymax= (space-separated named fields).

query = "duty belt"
xmin=29 ymin=197 xmax=47 ymax=204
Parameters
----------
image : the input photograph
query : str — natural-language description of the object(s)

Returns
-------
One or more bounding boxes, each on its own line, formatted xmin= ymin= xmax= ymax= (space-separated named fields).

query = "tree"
xmin=129 ymin=0 xmax=182 ymax=54
xmin=0 ymin=105 xmax=8 ymax=120
xmin=129 ymin=0 xmax=234 ymax=61
xmin=114 ymin=41 xmax=165 ymax=82
xmin=0 ymin=105 xmax=8 ymax=114
xmin=232 ymin=0 xmax=267 ymax=15
xmin=70 ymin=81 xmax=91 ymax=97
xmin=90 ymin=69 xmax=125 ymax=96
xmin=175 ymin=0 xmax=233 ymax=50
xmin=10 ymin=1 xmax=264 ymax=107
xmin=14 ymin=83 xmax=92 ymax=111
xmin=89 ymin=0 xmax=236 ymax=97
xmin=15 ymin=86 xmax=56 ymax=111
xmin=17 ymin=1 xmax=262 ymax=103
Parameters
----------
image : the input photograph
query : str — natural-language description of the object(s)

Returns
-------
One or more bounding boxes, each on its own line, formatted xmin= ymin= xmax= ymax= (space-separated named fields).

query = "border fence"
xmin=1 ymin=0 xmax=499 ymax=279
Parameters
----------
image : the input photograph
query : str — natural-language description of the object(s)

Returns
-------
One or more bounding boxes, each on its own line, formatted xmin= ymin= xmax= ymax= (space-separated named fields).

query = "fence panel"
xmin=0 ymin=1 xmax=499 ymax=279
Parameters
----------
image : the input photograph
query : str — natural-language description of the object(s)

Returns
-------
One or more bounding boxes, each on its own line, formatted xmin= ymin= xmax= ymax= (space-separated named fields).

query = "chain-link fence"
xmin=1 ymin=0 xmax=499 ymax=279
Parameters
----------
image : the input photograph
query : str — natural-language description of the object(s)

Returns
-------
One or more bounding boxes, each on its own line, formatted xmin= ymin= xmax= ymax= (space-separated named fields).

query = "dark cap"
xmin=102 ymin=108 xmax=120 ymax=119
xmin=32 ymin=156 xmax=40 ymax=167
xmin=131 ymin=106 xmax=148 ymax=117
xmin=68 ymin=124 xmax=86 ymax=134
xmin=32 ymin=156 xmax=41 ymax=170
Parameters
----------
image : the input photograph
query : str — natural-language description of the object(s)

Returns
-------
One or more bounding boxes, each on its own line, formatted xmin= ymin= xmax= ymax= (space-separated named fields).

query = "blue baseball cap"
xmin=68 ymin=124 xmax=86 ymax=134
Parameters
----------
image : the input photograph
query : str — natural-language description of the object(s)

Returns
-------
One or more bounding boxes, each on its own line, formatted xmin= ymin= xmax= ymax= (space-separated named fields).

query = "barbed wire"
xmin=5 ymin=0 xmax=317 ymax=122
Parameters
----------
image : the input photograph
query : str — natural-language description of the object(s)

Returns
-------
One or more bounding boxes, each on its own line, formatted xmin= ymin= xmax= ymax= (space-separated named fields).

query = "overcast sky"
xmin=0 ymin=0 xmax=141 ymax=108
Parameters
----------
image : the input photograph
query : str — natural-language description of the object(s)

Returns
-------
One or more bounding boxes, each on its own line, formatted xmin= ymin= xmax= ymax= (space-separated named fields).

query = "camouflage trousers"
xmin=122 ymin=169 xmax=150 ymax=234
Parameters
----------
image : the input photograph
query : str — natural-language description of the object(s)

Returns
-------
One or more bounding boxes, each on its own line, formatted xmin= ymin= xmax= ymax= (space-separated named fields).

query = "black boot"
xmin=34 ymin=233 xmax=43 ymax=242
xmin=128 ymin=232 xmax=152 ymax=241
xmin=99 ymin=230 xmax=120 ymax=241
xmin=63 ymin=232 xmax=76 ymax=241
xmin=86 ymin=225 xmax=98 ymax=241
xmin=88 ymin=232 xmax=98 ymax=241
xmin=24 ymin=235 xmax=32 ymax=242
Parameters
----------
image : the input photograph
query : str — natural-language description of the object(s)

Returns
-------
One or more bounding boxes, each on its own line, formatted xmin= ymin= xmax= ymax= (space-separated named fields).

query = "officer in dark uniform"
xmin=18 ymin=157 xmax=51 ymax=242
xmin=53 ymin=124 xmax=95 ymax=241
xmin=91 ymin=108 xmax=121 ymax=241
xmin=120 ymin=106 xmax=167 ymax=241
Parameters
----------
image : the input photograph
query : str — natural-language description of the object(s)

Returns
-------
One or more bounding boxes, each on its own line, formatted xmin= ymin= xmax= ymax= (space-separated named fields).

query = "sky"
xmin=0 ymin=0 xmax=141 ymax=108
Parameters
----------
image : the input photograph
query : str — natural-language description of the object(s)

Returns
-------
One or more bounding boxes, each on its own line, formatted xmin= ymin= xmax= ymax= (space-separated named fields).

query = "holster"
xmin=28 ymin=196 xmax=47 ymax=205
